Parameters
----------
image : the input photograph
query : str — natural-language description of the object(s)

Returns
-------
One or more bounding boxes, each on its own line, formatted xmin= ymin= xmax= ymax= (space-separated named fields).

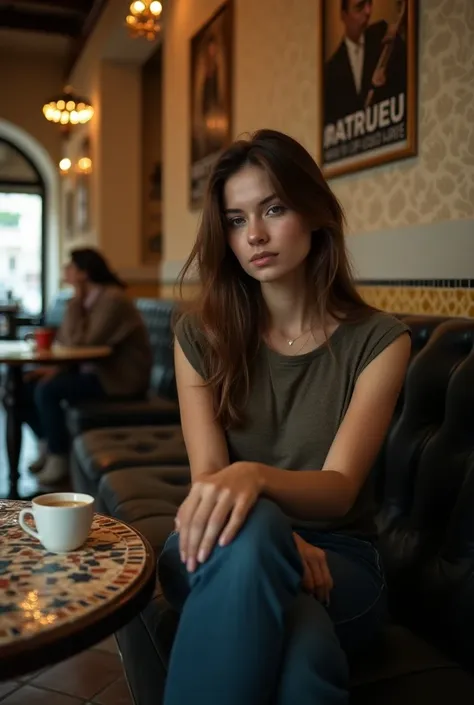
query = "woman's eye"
xmin=228 ymin=217 xmax=246 ymax=228
xmin=267 ymin=205 xmax=286 ymax=216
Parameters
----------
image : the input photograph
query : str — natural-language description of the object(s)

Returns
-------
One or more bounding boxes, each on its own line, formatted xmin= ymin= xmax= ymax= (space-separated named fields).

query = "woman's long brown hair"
xmin=177 ymin=129 xmax=374 ymax=428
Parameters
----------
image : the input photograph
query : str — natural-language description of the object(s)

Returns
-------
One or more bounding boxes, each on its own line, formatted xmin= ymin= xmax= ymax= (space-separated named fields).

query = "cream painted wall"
xmin=162 ymin=0 xmax=474 ymax=280
xmin=98 ymin=61 xmax=142 ymax=270
xmin=0 ymin=50 xmax=63 ymax=170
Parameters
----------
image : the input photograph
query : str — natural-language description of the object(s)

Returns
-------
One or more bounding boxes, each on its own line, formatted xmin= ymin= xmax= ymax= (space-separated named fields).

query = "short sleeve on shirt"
xmin=174 ymin=313 xmax=209 ymax=379
xmin=356 ymin=313 xmax=411 ymax=378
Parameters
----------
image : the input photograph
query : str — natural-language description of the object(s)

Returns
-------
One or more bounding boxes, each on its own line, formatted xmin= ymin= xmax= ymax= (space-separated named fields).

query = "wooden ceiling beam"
xmin=3 ymin=0 xmax=93 ymax=15
xmin=0 ymin=6 xmax=82 ymax=36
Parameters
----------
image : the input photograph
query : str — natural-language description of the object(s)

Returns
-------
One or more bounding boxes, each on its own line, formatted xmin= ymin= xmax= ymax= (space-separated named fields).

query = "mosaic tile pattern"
xmin=357 ymin=286 xmax=474 ymax=318
xmin=0 ymin=503 xmax=147 ymax=648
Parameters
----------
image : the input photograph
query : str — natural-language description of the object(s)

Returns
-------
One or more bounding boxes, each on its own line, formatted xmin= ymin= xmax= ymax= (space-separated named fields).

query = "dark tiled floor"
xmin=0 ymin=638 xmax=134 ymax=704
xmin=0 ymin=411 xmax=134 ymax=704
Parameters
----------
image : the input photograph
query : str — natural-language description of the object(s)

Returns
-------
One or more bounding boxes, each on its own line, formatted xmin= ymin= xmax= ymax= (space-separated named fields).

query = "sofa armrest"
xmin=66 ymin=397 xmax=181 ymax=435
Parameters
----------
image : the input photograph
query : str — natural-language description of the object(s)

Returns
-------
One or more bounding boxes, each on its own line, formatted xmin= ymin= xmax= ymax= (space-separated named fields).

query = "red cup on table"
xmin=33 ymin=327 xmax=55 ymax=351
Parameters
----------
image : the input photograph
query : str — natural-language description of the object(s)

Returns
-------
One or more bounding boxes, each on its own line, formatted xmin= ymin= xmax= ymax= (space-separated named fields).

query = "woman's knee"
xmin=203 ymin=499 xmax=300 ymax=578
xmin=241 ymin=498 xmax=292 ymax=545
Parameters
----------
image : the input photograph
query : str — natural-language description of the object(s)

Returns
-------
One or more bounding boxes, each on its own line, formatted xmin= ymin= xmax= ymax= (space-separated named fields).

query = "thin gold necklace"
xmin=266 ymin=328 xmax=314 ymax=355
xmin=287 ymin=329 xmax=312 ymax=346
xmin=290 ymin=331 xmax=313 ymax=355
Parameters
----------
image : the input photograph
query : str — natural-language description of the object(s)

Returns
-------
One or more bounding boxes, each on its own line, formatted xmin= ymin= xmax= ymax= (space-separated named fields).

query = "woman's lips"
xmin=250 ymin=253 xmax=278 ymax=267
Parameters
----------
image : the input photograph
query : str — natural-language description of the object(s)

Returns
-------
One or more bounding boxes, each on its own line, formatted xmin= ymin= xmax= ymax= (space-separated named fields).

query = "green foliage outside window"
xmin=0 ymin=212 xmax=21 ymax=227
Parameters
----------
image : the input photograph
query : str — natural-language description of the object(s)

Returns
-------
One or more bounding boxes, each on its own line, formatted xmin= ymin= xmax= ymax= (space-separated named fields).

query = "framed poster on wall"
xmin=189 ymin=1 xmax=233 ymax=209
xmin=320 ymin=0 xmax=417 ymax=179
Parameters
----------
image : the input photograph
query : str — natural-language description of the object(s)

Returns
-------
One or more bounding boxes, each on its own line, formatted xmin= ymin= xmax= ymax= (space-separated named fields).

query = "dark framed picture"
xmin=189 ymin=1 xmax=233 ymax=209
xmin=321 ymin=0 xmax=417 ymax=179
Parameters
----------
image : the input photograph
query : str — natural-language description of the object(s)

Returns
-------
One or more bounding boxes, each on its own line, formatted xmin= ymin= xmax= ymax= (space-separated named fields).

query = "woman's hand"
xmin=176 ymin=462 xmax=262 ymax=572
xmin=293 ymin=532 xmax=334 ymax=605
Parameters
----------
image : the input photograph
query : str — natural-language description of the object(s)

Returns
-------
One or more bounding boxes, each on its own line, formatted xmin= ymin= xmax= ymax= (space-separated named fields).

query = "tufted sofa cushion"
xmin=71 ymin=426 xmax=187 ymax=499
xmin=66 ymin=395 xmax=181 ymax=436
xmin=99 ymin=466 xmax=190 ymax=552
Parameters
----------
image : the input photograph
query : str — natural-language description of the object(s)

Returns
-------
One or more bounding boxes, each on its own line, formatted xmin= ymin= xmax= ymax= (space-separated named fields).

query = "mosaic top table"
xmin=0 ymin=500 xmax=156 ymax=680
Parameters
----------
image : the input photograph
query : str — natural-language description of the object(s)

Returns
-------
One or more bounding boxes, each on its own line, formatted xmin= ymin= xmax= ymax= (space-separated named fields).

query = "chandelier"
xmin=42 ymin=86 xmax=94 ymax=132
xmin=126 ymin=1 xmax=163 ymax=41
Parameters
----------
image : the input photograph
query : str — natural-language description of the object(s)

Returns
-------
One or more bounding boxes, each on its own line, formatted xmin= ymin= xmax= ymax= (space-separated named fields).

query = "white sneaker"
xmin=28 ymin=441 xmax=48 ymax=474
xmin=36 ymin=455 xmax=69 ymax=484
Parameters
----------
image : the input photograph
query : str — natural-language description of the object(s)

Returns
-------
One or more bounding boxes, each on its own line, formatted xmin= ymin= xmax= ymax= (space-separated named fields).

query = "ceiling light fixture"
xmin=42 ymin=86 xmax=94 ymax=133
xmin=125 ymin=1 xmax=162 ymax=41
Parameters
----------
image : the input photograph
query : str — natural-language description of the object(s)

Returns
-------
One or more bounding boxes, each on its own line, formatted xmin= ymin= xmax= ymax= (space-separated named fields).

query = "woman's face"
xmin=224 ymin=165 xmax=311 ymax=284
xmin=63 ymin=261 xmax=87 ymax=288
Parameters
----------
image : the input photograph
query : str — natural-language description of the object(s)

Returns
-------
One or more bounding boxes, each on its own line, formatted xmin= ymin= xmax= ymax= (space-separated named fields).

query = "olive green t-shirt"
xmin=175 ymin=311 xmax=410 ymax=538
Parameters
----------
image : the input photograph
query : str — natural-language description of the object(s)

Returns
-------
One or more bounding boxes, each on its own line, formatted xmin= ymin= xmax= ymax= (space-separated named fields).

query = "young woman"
xmin=158 ymin=129 xmax=411 ymax=705
xmin=23 ymin=248 xmax=152 ymax=484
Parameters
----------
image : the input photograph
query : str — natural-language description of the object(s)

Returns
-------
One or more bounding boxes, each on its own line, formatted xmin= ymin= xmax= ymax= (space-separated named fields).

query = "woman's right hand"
xmin=293 ymin=532 xmax=334 ymax=605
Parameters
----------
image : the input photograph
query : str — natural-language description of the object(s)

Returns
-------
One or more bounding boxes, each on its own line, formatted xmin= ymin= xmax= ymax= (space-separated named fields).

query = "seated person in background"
xmin=159 ymin=129 xmax=411 ymax=705
xmin=23 ymin=247 xmax=153 ymax=484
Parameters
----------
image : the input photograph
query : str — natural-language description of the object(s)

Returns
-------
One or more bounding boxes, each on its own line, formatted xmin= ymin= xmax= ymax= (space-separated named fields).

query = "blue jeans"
xmin=158 ymin=498 xmax=387 ymax=705
xmin=21 ymin=371 xmax=105 ymax=454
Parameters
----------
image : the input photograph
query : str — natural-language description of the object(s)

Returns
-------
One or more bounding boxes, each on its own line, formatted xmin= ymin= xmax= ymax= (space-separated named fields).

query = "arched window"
xmin=0 ymin=139 xmax=45 ymax=318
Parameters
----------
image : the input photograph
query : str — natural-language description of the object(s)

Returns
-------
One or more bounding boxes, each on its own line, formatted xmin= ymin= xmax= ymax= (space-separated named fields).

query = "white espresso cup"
xmin=19 ymin=492 xmax=95 ymax=552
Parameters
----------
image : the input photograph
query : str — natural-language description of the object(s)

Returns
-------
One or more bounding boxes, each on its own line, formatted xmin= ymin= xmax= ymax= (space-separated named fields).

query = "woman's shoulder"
xmin=174 ymin=309 xmax=201 ymax=339
xmin=345 ymin=309 xmax=411 ymax=340
xmin=338 ymin=309 xmax=411 ymax=375
xmin=174 ymin=309 xmax=209 ymax=378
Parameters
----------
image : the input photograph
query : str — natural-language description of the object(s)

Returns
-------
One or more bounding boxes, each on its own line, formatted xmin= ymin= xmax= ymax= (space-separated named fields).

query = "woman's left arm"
xmin=257 ymin=332 xmax=411 ymax=520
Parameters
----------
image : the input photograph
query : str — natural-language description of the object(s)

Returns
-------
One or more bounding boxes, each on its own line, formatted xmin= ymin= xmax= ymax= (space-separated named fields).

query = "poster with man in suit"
xmin=321 ymin=0 xmax=417 ymax=178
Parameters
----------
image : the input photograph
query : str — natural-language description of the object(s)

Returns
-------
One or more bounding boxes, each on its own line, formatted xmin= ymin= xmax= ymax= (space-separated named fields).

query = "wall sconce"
xmin=59 ymin=158 xmax=72 ymax=176
xmin=58 ymin=157 xmax=92 ymax=176
xmin=77 ymin=157 xmax=92 ymax=174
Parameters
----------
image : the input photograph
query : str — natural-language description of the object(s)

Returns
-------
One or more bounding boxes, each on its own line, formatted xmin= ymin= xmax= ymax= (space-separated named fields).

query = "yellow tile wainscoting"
xmin=142 ymin=282 xmax=474 ymax=318
xmin=357 ymin=286 xmax=474 ymax=318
